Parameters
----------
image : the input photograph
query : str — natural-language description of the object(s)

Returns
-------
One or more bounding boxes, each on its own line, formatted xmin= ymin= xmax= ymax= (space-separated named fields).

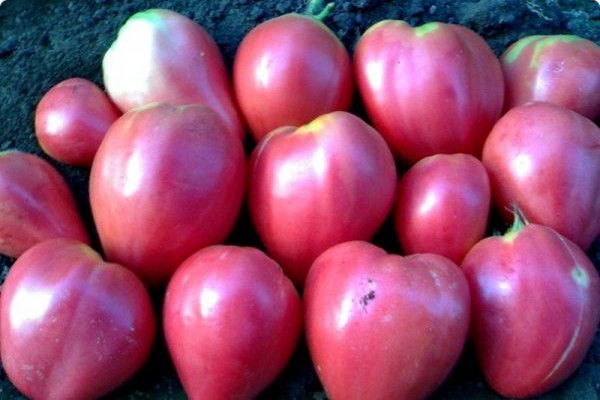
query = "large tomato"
xmin=354 ymin=20 xmax=504 ymax=163
xmin=34 ymin=77 xmax=121 ymax=166
xmin=163 ymin=245 xmax=302 ymax=399
xmin=482 ymin=101 xmax=600 ymax=250
xmin=501 ymin=34 xmax=600 ymax=120
xmin=248 ymin=111 xmax=397 ymax=286
xmin=233 ymin=3 xmax=353 ymax=141
xmin=461 ymin=214 xmax=600 ymax=398
xmin=103 ymin=9 xmax=243 ymax=139
xmin=304 ymin=240 xmax=470 ymax=400
xmin=90 ymin=103 xmax=246 ymax=286
xmin=395 ymin=153 xmax=490 ymax=264
xmin=0 ymin=150 xmax=89 ymax=258
xmin=0 ymin=239 xmax=156 ymax=400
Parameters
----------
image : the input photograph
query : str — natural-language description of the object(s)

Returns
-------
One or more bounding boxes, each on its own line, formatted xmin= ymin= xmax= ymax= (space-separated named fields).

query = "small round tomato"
xmin=233 ymin=5 xmax=353 ymax=141
xmin=461 ymin=215 xmax=600 ymax=398
xmin=34 ymin=77 xmax=121 ymax=166
xmin=90 ymin=103 xmax=246 ymax=286
xmin=482 ymin=101 xmax=600 ymax=250
xmin=0 ymin=239 xmax=156 ymax=400
xmin=304 ymin=240 xmax=470 ymax=400
xmin=163 ymin=245 xmax=302 ymax=400
xmin=354 ymin=20 xmax=504 ymax=163
xmin=0 ymin=150 xmax=89 ymax=258
xmin=501 ymin=34 xmax=600 ymax=120
xmin=248 ymin=111 xmax=397 ymax=286
xmin=395 ymin=153 xmax=490 ymax=264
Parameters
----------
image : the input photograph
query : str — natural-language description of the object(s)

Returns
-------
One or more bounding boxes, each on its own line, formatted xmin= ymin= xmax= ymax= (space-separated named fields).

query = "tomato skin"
xmin=163 ymin=245 xmax=302 ymax=400
xmin=461 ymin=223 xmax=600 ymax=398
xmin=482 ymin=101 xmax=600 ymax=250
xmin=0 ymin=239 xmax=156 ymax=400
xmin=0 ymin=150 xmax=89 ymax=258
xmin=304 ymin=241 xmax=470 ymax=400
xmin=248 ymin=111 xmax=397 ymax=286
xmin=34 ymin=78 xmax=121 ymax=167
xmin=354 ymin=20 xmax=504 ymax=163
xmin=103 ymin=9 xmax=243 ymax=139
xmin=90 ymin=103 xmax=246 ymax=287
xmin=395 ymin=153 xmax=490 ymax=264
xmin=233 ymin=13 xmax=353 ymax=141
xmin=501 ymin=34 xmax=600 ymax=120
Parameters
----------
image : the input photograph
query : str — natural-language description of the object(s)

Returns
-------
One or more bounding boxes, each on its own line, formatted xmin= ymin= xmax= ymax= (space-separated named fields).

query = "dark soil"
xmin=0 ymin=0 xmax=599 ymax=399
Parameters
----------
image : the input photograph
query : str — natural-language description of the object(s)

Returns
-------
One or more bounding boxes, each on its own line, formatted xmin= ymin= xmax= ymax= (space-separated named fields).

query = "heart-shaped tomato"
xmin=304 ymin=240 xmax=470 ymax=399
xmin=163 ymin=245 xmax=302 ymax=399
xmin=461 ymin=214 xmax=600 ymax=398
xmin=0 ymin=239 xmax=156 ymax=400
xmin=90 ymin=103 xmax=246 ymax=286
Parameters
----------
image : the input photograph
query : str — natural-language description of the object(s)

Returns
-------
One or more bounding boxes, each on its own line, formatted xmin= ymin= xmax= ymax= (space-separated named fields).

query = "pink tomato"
xmin=395 ymin=153 xmax=491 ymax=264
xmin=354 ymin=20 xmax=504 ymax=163
xmin=0 ymin=239 xmax=156 ymax=400
xmin=163 ymin=245 xmax=302 ymax=399
xmin=233 ymin=3 xmax=353 ymax=141
xmin=482 ymin=101 xmax=600 ymax=250
xmin=461 ymin=214 xmax=600 ymax=398
xmin=34 ymin=77 xmax=121 ymax=166
xmin=248 ymin=111 xmax=397 ymax=286
xmin=0 ymin=150 xmax=89 ymax=258
xmin=501 ymin=34 xmax=600 ymax=120
xmin=103 ymin=9 xmax=244 ymax=139
xmin=304 ymin=240 xmax=470 ymax=400
xmin=90 ymin=103 xmax=246 ymax=286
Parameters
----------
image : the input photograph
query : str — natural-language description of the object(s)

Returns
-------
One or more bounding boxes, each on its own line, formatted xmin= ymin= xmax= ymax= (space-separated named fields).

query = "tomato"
xmin=34 ymin=78 xmax=121 ymax=167
xmin=0 ymin=150 xmax=89 ymax=258
xmin=354 ymin=20 xmax=504 ymax=164
xmin=395 ymin=153 xmax=490 ymax=264
xmin=248 ymin=111 xmax=397 ymax=286
xmin=501 ymin=34 xmax=600 ymax=120
xmin=482 ymin=101 xmax=600 ymax=250
xmin=233 ymin=2 xmax=353 ymax=141
xmin=0 ymin=239 xmax=156 ymax=400
xmin=103 ymin=9 xmax=244 ymax=139
xmin=90 ymin=103 xmax=246 ymax=287
xmin=461 ymin=214 xmax=600 ymax=398
xmin=163 ymin=245 xmax=302 ymax=399
xmin=304 ymin=240 xmax=470 ymax=400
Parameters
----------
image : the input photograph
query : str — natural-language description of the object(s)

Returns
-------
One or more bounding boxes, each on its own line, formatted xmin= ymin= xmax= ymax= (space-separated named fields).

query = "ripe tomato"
xmin=501 ymin=34 xmax=600 ymax=120
xmin=233 ymin=4 xmax=353 ymax=141
xmin=34 ymin=77 xmax=121 ymax=166
xmin=0 ymin=150 xmax=89 ymax=258
xmin=163 ymin=245 xmax=302 ymax=399
xmin=90 ymin=103 xmax=246 ymax=287
xmin=354 ymin=20 xmax=504 ymax=163
xmin=482 ymin=101 xmax=600 ymax=250
xmin=248 ymin=111 xmax=397 ymax=286
xmin=304 ymin=240 xmax=470 ymax=400
xmin=0 ymin=239 xmax=156 ymax=400
xmin=461 ymin=215 xmax=600 ymax=398
xmin=103 ymin=9 xmax=244 ymax=139
xmin=395 ymin=153 xmax=490 ymax=264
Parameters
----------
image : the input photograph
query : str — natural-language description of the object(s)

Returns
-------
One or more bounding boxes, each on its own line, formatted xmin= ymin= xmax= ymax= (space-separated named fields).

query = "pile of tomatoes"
xmin=1 ymin=2 xmax=600 ymax=399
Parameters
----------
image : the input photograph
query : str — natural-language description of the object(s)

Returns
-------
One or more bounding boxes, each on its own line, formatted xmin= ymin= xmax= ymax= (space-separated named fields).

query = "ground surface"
xmin=0 ymin=0 xmax=600 ymax=398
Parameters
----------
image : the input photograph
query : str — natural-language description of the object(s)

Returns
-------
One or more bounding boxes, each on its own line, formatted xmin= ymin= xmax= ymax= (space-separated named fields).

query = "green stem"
xmin=504 ymin=203 xmax=529 ymax=239
xmin=304 ymin=0 xmax=335 ymax=21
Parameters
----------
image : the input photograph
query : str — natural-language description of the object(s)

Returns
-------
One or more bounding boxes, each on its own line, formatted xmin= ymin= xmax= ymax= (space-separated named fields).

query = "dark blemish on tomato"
xmin=359 ymin=290 xmax=376 ymax=307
